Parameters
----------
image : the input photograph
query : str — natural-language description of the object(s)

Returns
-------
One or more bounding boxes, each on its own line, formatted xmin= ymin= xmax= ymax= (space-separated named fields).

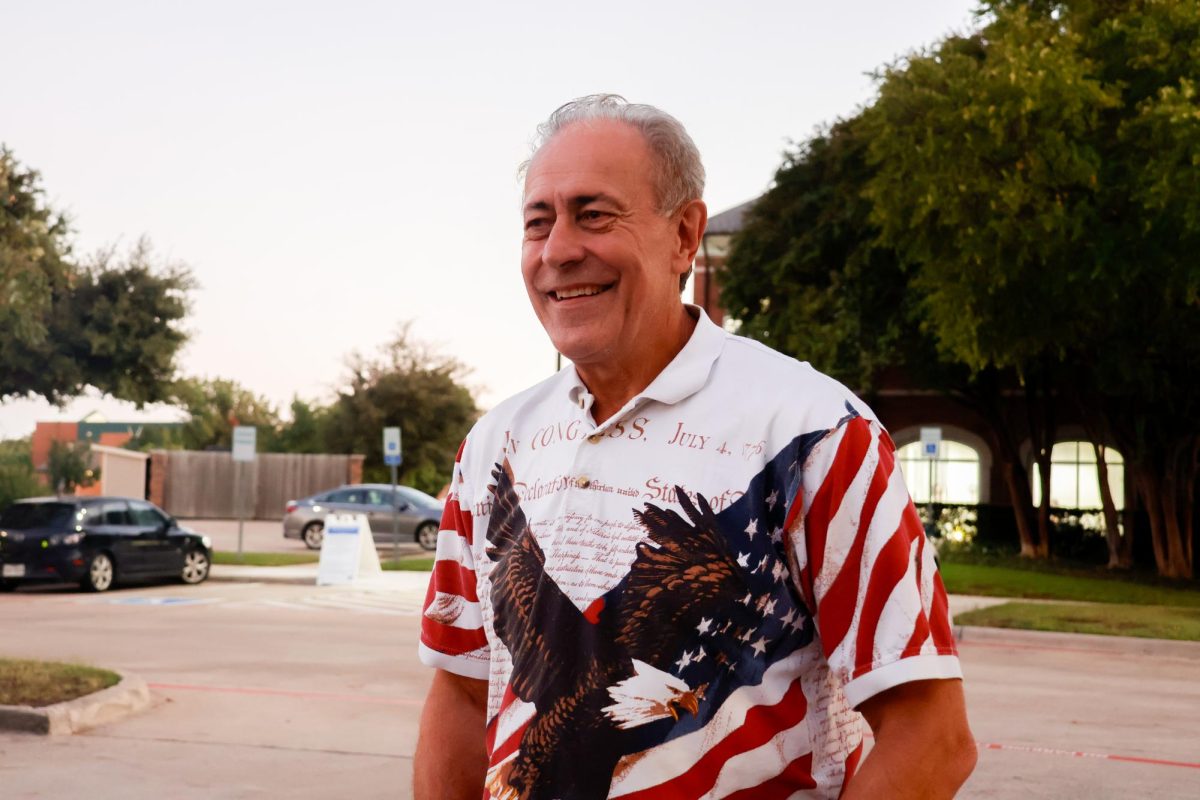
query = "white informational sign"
xmin=232 ymin=426 xmax=257 ymax=462
xmin=920 ymin=426 xmax=943 ymax=459
xmin=316 ymin=513 xmax=383 ymax=586
xmin=383 ymin=426 xmax=402 ymax=467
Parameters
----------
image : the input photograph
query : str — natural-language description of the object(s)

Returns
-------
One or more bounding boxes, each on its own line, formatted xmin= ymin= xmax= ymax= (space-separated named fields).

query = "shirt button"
xmin=575 ymin=476 xmax=591 ymax=489
xmin=587 ymin=433 xmax=602 ymax=444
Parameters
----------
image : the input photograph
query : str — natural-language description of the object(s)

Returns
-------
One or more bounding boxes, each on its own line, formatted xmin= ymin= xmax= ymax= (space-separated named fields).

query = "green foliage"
xmin=721 ymin=119 xmax=911 ymax=391
xmin=0 ymin=439 xmax=43 ymax=509
xmin=272 ymin=398 xmax=330 ymax=454
xmin=46 ymin=440 xmax=99 ymax=495
xmin=0 ymin=148 xmax=193 ymax=404
xmin=322 ymin=325 xmax=478 ymax=496
xmin=170 ymin=378 xmax=282 ymax=452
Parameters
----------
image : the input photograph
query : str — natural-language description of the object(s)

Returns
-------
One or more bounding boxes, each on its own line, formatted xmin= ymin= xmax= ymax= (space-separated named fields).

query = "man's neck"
xmin=575 ymin=306 xmax=698 ymax=424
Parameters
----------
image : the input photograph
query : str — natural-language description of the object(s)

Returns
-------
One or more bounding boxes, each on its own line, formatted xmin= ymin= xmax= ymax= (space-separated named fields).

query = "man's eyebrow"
xmin=523 ymin=194 xmax=622 ymax=214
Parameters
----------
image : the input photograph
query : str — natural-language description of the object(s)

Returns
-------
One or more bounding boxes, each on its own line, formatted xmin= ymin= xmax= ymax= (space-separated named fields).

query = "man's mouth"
xmin=550 ymin=284 xmax=612 ymax=301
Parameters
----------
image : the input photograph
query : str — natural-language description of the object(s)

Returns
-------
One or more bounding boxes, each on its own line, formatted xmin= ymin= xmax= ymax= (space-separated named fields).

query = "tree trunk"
xmin=1137 ymin=472 xmax=1170 ymax=576
xmin=1161 ymin=445 xmax=1193 ymax=580
xmin=1024 ymin=369 xmax=1055 ymax=559
xmin=1092 ymin=442 xmax=1129 ymax=570
xmin=1001 ymin=460 xmax=1040 ymax=557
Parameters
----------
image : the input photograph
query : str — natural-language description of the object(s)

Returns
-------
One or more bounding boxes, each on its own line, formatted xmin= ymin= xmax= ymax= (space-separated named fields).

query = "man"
xmin=416 ymin=94 xmax=976 ymax=799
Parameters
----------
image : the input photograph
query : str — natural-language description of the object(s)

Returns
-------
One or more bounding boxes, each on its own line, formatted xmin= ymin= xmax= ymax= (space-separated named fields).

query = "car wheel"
xmin=180 ymin=548 xmax=210 ymax=585
xmin=82 ymin=552 xmax=115 ymax=593
xmin=302 ymin=521 xmax=325 ymax=550
xmin=415 ymin=522 xmax=439 ymax=551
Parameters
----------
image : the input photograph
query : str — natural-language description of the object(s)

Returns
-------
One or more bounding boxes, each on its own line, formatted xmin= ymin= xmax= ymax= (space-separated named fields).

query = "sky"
xmin=1 ymin=0 xmax=981 ymax=439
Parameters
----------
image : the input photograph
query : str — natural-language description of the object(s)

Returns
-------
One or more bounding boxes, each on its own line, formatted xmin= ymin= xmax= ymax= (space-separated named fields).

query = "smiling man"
xmin=415 ymin=95 xmax=976 ymax=800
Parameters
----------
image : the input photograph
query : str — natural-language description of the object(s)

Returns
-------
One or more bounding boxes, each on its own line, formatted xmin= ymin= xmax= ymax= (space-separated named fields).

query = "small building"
xmin=29 ymin=413 xmax=180 ymax=499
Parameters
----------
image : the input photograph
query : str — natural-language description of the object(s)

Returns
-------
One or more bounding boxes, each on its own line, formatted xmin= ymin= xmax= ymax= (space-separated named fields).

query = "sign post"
xmin=383 ymin=427 xmax=403 ymax=562
xmin=232 ymin=426 xmax=257 ymax=560
xmin=919 ymin=426 xmax=942 ymax=536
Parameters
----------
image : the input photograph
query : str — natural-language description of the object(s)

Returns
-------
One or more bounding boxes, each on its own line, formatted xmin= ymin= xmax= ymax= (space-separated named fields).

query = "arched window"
xmin=1031 ymin=441 xmax=1125 ymax=510
xmin=896 ymin=440 xmax=982 ymax=505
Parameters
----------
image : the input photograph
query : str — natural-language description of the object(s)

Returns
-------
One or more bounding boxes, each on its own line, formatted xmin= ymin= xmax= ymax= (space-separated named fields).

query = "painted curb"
xmin=0 ymin=670 xmax=151 ymax=735
xmin=954 ymin=624 xmax=1200 ymax=659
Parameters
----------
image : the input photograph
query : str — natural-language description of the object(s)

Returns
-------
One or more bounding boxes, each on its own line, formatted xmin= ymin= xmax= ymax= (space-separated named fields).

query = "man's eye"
xmin=525 ymin=218 xmax=549 ymax=232
xmin=580 ymin=210 xmax=608 ymax=223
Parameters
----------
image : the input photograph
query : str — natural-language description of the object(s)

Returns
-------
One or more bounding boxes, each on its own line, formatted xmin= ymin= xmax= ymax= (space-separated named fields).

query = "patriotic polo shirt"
xmin=420 ymin=307 xmax=961 ymax=800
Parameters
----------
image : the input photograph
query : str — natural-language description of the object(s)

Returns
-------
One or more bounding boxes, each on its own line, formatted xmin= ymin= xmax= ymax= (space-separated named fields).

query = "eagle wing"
xmin=611 ymin=490 xmax=753 ymax=666
xmin=485 ymin=461 xmax=586 ymax=704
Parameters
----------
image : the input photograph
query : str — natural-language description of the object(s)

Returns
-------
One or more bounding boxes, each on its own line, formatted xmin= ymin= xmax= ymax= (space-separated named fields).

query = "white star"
xmin=740 ymin=591 xmax=753 ymax=606
xmin=751 ymin=637 xmax=769 ymax=657
xmin=697 ymin=617 xmax=714 ymax=634
xmin=754 ymin=556 xmax=771 ymax=574
xmin=694 ymin=647 xmax=707 ymax=663
xmin=766 ymin=490 xmax=779 ymax=509
xmin=770 ymin=526 xmax=784 ymax=544
xmin=675 ymin=650 xmax=693 ymax=670
xmin=764 ymin=598 xmax=778 ymax=616
xmin=745 ymin=519 xmax=759 ymax=539
xmin=781 ymin=608 xmax=796 ymax=626
xmin=755 ymin=595 xmax=770 ymax=612
xmin=738 ymin=626 xmax=757 ymax=643
xmin=771 ymin=562 xmax=787 ymax=582
xmin=737 ymin=552 xmax=750 ymax=568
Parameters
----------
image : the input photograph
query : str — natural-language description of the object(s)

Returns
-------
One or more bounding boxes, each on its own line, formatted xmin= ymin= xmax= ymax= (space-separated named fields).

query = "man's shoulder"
xmin=459 ymin=369 xmax=567 ymax=461
xmin=714 ymin=331 xmax=866 ymax=411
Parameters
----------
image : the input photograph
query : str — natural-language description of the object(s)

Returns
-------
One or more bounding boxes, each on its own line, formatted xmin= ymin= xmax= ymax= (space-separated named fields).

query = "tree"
xmin=864 ymin=0 xmax=1200 ymax=577
xmin=1 ymin=148 xmax=193 ymax=405
xmin=721 ymin=118 xmax=912 ymax=393
xmin=322 ymin=326 xmax=478 ymax=496
xmin=47 ymin=440 xmax=99 ymax=495
xmin=0 ymin=439 xmax=42 ymax=509
xmin=170 ymin=378 xmax=282 ymax=452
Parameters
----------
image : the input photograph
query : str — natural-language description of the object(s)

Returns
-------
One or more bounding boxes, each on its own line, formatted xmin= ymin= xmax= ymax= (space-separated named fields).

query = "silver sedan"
xmin=283 ymin=484 xmax=444 ymax=550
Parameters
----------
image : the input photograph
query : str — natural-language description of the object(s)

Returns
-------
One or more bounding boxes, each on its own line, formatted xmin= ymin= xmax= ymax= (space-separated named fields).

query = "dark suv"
xmin=0 ymin=497 xmax=212 ymax=593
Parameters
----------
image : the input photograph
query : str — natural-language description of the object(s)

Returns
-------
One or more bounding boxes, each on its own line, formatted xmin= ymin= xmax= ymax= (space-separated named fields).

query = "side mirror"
xmin=396 ymin=501 xmax=412 ymax=512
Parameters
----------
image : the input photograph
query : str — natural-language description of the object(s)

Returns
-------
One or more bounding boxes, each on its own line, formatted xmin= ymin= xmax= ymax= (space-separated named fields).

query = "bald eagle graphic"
xmin=483 ymin=461 xmax=758 ymax=800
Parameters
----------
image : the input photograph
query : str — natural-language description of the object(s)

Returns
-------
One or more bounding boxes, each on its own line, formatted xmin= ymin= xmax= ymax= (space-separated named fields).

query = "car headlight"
xmin=201 ymin=535 xmax=212 ymax=549
xmin=51 ymin=532 xmax=85 ymax=546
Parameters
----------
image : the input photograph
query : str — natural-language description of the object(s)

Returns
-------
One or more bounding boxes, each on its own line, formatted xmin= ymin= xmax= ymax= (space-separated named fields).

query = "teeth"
xmin=556 ymin=286 xmax=604 ymax=300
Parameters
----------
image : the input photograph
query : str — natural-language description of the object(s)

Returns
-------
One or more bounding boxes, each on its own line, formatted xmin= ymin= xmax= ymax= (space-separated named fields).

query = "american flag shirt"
xmin=419 ymin=308 xmax=961 ymax=799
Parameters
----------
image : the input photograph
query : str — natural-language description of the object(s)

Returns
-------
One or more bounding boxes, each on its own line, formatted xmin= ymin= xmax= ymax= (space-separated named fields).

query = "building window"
xmin=1031 ymin=441 xmax=1125 ymax=510
xmin=897 ymin=440 xmax=982 ymax=505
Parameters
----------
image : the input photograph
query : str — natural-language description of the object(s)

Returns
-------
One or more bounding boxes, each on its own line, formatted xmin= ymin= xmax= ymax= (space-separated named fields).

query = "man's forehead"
xmin=523 ymin=122 xmax=656 ymax=208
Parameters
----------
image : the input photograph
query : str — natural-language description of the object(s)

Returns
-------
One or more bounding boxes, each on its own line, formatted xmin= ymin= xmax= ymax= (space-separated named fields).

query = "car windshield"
xmin=0 ymin=502 xmax=76 ymax=530
xmin=397 ymin=486 xmax=441 ymax=508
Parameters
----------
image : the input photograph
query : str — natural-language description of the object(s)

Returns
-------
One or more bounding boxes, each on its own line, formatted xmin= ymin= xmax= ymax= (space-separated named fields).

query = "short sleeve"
xmin=789 ymin=415 xmax=961 ymax=708
xmin=418 ymin=440 xmax=490 ymax=679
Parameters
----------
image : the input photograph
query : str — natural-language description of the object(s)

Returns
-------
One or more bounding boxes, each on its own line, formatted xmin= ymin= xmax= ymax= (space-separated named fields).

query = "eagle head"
xmin=602 ymin=660 xmax=705 ymax=730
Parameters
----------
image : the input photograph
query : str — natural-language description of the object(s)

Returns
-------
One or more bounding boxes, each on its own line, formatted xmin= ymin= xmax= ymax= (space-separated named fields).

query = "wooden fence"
xmin=149 ymin=450 xmax=364 ymax=519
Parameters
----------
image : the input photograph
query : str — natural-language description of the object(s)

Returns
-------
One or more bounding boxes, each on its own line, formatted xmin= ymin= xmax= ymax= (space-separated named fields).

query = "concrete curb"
xmin=0 ymin=670 xmax=152 ymax=735
xmin=954 ymin=624 xmax=1200 ymax=659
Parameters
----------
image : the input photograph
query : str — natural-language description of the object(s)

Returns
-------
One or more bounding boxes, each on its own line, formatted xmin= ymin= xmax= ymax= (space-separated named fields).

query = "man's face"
xmin=521 ymin=120 xmax=691 ymax=368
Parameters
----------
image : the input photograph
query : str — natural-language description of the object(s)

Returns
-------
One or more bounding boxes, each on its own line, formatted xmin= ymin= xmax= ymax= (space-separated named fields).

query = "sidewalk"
xmin=210 ymin=562 xmax=430 ymax=591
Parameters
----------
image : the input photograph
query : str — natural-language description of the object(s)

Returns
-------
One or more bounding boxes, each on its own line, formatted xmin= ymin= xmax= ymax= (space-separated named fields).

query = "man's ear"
xmin=674 ymin=199 xmax=708 ymax=269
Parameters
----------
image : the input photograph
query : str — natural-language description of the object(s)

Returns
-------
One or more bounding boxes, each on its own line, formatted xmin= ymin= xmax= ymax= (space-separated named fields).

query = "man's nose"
xmin=541 ymin=218 xmax=586 ymax=269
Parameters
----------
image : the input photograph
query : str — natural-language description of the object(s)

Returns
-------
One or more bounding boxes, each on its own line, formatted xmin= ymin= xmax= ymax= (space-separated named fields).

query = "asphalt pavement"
xmin=1 ymin=574 xmax=1197 ymax=799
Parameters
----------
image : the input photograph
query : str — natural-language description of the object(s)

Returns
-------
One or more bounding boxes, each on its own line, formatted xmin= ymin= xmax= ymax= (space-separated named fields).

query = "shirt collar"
xmin=562 ymin=304 xmax=726 ymax=413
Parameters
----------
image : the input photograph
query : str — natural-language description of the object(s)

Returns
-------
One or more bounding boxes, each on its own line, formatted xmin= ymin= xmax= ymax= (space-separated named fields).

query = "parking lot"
xmin=1 ymin=574 xmax=1197 ymax=799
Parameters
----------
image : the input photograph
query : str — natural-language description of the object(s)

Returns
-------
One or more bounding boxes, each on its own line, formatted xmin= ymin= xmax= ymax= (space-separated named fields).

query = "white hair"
xmin=523 ymin=93 xmax=706 ymax=216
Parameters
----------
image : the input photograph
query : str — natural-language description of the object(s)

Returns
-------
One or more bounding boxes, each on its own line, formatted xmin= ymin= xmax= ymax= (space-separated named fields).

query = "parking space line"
xmin=978 ymin=741 xmax=1200 ymax=770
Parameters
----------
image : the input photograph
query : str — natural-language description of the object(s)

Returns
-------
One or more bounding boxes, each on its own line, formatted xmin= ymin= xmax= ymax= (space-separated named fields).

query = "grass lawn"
xmin=0 ymin=659 xmax=120 ymax=707
xmin=383 ymin=557 xmax=435 ymax=571
xmin=939 ymin=561 xmax=1200 ymax=608
xmin=212 ymin=551 xmax=319 ymax=567
xmin=954 ymin=601 xmax=1200 ymax=641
